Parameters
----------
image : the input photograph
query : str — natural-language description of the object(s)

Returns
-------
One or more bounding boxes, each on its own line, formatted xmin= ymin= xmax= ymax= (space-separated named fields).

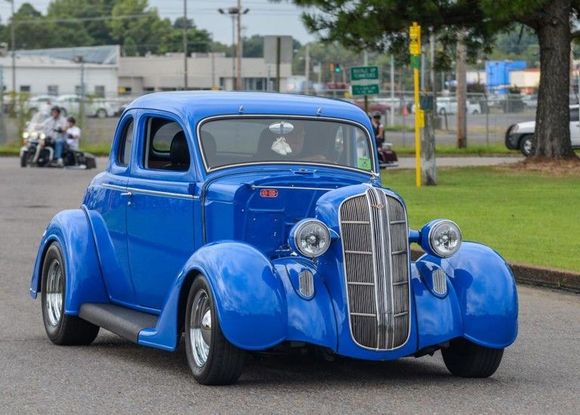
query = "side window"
xmin=570 ymin=108 xmax=579 ymax=122
xmin=117 ymin=118 xmax=134 ymax=166
xmin=143 ymin=117 xmax=190 ymax=171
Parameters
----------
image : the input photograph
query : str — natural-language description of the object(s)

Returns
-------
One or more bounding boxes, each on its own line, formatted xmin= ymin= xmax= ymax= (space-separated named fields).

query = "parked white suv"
xmin=505 ymin=105 xmax=580 ymax=156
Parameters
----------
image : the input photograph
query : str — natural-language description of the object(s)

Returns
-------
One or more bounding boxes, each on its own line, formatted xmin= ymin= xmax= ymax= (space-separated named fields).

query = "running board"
xmin=79 ymin=303 xmax=158 ymax=343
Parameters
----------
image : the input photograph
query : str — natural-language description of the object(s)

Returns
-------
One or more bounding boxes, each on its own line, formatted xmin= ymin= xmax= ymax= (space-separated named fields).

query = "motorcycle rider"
xmin=36 ymin=106 xmax=66 ymax=166
xmin=65 ymin=116 xmax=81 ymax=151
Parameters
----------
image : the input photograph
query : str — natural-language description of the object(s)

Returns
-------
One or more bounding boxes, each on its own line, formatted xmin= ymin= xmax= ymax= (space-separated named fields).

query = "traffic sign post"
xmin=350 ymin=65 xmax=380 ymax=113
xmin=410 ymin=22 xmax=422 ymax=188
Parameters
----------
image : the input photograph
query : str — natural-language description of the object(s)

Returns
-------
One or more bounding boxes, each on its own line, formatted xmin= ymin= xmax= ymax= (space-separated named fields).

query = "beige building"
xmin=509 ymin=69 xmax=540 ymax=93
xmin=118 ymin=52 xmax=292 ymax=94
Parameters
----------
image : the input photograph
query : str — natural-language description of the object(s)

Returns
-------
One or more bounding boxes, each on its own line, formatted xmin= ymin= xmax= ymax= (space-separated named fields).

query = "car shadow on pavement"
xmin=85 ymin=333 xmax=488 ymax=386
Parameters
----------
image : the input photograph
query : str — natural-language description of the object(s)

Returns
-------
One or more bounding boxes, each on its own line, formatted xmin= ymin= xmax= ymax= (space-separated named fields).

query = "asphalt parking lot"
xmin=0 ymin=157 xmax=578 ymax=414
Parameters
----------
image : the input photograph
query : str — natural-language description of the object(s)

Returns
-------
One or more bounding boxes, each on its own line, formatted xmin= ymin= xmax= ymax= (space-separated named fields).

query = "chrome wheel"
xmin=45 ymin=259 xmax=63 ymax=327
xmin=190 ymin=289 xmax=212 ymax=367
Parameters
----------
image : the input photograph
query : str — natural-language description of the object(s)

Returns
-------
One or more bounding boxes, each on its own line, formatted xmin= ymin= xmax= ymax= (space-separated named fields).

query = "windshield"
xmin=199 ymin=117 xmax=374 ymax=172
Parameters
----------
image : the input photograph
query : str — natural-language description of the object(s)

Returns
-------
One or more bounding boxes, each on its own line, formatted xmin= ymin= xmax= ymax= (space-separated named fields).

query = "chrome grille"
xmin=339 ymin=188 xmax=410 ymax=350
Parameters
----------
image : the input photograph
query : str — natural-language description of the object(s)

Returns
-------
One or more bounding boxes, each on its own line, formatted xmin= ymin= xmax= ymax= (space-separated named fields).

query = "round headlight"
xmin=428 ymin=220 xmax=462 ymax=258
xmin=290 ymin=219 xmax=331 ymax=258
xmin=39 ymin=132 xmax=46 ymax=140
xmin=22 ymin=132 xmax=29 ymax=139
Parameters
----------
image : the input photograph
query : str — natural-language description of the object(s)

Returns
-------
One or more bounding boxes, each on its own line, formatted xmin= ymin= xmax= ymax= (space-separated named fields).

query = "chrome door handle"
xmin=120 ymin=191 xmax=132 ymax=197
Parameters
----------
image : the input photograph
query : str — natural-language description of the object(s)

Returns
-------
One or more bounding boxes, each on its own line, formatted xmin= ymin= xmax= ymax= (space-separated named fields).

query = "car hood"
xmin=203 ymin=168 xmax=373 ymax=256
xmin=514 ymin=121 xmax=535 ymax=132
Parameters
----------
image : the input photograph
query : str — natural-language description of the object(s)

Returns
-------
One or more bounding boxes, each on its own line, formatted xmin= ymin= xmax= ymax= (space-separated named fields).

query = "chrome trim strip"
xmin=101 ymin=183 xmax=197 ymax=200
xmin=101 ymin=183 xmax=125 ymax=192
xmin=251 ymin=185 xmax=339 ymax=192
xmin=196 ymin=114 xmax=378 ymax=176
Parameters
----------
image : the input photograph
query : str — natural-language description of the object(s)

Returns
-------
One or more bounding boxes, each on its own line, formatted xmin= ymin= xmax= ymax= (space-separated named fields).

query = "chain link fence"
xmin=0 ymin=90 xmax=538 ymax=150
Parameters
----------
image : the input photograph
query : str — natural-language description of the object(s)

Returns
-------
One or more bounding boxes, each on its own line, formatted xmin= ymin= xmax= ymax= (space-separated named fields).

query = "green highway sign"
xmin=350 ymin=65 xmax=380 ymax=96
xmin=350 ymin=66 xmax=379 ymax=81
xmin=351 ymin=84 xmax=380 ymax=95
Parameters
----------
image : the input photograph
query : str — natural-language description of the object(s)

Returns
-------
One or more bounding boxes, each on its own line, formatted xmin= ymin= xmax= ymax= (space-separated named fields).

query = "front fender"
xmin=415 ymin=242 xmax=518 ymax=349
xmin=139 ymin=242 xmax=287 ymax=351
xmin=30 ymin=209 xmax=108 ymax=314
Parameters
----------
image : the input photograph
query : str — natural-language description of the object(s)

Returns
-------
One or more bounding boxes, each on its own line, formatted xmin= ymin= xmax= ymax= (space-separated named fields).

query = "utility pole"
xmin=276 ymin=36 xmax=281 ymax=92
xmin=8 ymin=0 xmax=16 ymax=105
xmin=74 ymin=56 xmax=86 ymax=131
xmin=390 ymin=55 xmax=395 ymax=126
xmin=304 ymin=44 xmax=310 ymax=94
xmin=421 ymin=29 xmax=437 ymax=186
xmin=456 ymin=31 xmax=467 ymax=148
xmin=236 ymin=0 xmax=242 ymax=90
xmin=183 ymin=0 xmax=188 ymax=90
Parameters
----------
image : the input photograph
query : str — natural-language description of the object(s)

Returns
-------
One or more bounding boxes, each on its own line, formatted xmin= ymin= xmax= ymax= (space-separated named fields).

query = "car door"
xmin=126 ymin=114 xmax=197 ymax=311
xmin=569 ymin=107 xmax=580 ymax=146
xmin=89 ymin=114 xmax=137 ymax=305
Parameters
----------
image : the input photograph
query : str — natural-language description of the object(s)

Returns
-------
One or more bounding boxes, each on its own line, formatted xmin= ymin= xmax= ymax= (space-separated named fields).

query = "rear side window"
xmin=570 ymin=108 xmax=579 ymax=122
xmin=117 ymin=118 xmax=134 ymax=166
xmin=143 ymin=117 xmax=190 ymax=171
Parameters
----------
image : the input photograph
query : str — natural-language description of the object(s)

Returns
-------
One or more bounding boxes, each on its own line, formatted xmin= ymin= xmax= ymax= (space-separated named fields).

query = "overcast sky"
xmin=0 ymin=0 xmax=316 ymax=45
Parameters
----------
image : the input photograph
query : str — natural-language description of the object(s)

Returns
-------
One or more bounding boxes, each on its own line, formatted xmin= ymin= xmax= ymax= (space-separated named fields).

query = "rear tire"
xmin=442 ymin=338 xmax=504 ymax=378
xmin=41 ymin=243 xmax=99 ymax=345
xmin=185 ymin=275 xmax=245 ymax=385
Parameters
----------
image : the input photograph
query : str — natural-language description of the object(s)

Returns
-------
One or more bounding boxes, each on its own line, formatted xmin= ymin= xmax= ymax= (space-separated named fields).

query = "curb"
xmin=411 ymin=250 xmax=579 ymax=294
xmin=509 ymin=263 xmax=580 ymax=293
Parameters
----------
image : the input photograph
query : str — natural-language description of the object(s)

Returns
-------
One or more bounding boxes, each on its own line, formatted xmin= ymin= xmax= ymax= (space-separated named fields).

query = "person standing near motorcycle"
xmin=371 ymin=111 xmax=384 ymax=148
xmin=65 ymin=117 xmax=81 ymax=151
xmin=40 ymin=106 xmax=66 ymax=166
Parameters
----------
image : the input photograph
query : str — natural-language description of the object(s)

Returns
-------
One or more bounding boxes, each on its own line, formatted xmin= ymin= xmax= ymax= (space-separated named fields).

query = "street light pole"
xmin=183 ymin=0 xmax=188 ymax=90
xmin=218 ymin=5 xmax=249 ymax=91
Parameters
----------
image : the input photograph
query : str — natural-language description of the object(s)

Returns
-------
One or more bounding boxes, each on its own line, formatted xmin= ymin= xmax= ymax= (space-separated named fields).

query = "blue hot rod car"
xmin=31 ymin=92 xmax=518 ymax=385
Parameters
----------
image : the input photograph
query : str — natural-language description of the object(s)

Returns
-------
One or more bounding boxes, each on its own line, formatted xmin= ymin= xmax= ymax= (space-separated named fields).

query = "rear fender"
xmin=30 ymin=209 xmax=108 ymax=314
xmin=138 ymin=241 xmax=287 ymax=351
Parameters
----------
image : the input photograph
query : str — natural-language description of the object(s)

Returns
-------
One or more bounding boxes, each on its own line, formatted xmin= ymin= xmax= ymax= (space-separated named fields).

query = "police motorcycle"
xmin=19 ymin=113 xmax=97 ymax=169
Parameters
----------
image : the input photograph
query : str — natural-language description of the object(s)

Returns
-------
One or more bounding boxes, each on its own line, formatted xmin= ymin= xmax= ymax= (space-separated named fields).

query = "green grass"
xmin=395 ymin=144 xmax=516 ymax=156
xmin=381 ymin=166 xmax=580 ymax=273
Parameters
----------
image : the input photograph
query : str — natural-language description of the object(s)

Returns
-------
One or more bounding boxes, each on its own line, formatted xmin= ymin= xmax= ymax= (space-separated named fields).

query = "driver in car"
xmin=265 ymin=123 xmax=328 ymax=162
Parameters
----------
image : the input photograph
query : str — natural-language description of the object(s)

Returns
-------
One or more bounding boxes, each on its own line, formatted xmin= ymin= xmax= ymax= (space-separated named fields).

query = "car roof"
xmin=125 ymin=91 xmax=371 ymax=127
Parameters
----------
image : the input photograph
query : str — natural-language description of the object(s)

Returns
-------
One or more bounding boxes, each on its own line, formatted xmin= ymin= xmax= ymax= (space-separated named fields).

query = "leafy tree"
xmin=6 ymin=3 xmax=52 ymax=49
xmin=243 ymin=35 xmax=264 ymax=58
xmin=109 ymin=0 xmax=173 ymax=55
xmin=288 ymin=0 xmax=579 ymax=160
xmin=47 ymin=0 xmax=116 ymax=46
xmin=162 ymin=17 xmax=212 ymax=54
xmin=480 ymin=0 xmax=579 ymax=159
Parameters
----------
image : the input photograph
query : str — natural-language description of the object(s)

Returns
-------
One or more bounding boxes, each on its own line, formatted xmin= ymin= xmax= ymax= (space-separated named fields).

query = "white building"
xmin=119 ymin=52 xmax=292 ymax=94
xmin=0 ymin=45 xmax=119 ymax=97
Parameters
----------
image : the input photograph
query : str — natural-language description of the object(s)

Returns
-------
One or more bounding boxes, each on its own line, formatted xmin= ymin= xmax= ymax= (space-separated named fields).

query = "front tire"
xmin=20 ymin=151 xmax=28 ymax=167
xmin=40 ymin=243 xmax=99 ymax=345
xmin=185 ymin=276 xmax=245 ymax=385
xmin=520 ymin=135 xmax=534 ymax=157
xmin=442 ymin=338 xmax=504 ymax=378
